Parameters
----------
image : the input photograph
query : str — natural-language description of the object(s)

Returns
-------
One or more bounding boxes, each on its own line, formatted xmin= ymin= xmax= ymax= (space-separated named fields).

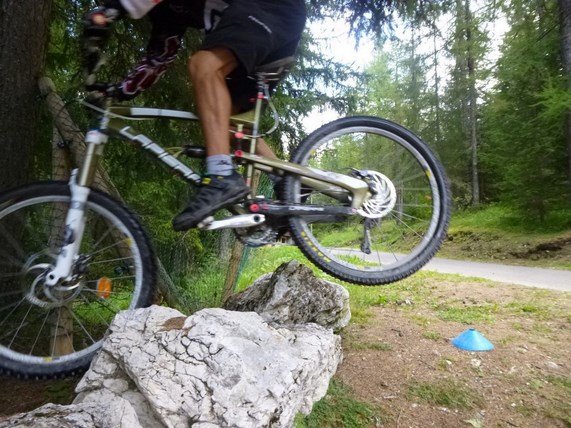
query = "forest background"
xmin=0 ymin=0 xmax=570 ymax=310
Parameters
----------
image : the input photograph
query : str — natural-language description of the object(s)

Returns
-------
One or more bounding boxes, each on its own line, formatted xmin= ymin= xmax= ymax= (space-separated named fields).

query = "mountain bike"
xmin=0 ymin=56 xmax=450 ymax=378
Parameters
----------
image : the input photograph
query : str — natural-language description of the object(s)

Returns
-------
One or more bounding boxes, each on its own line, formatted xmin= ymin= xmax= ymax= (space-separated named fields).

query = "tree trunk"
xmin=465 ymin=0 xmax=480 ymax=205
xmin=432 ymin=19 xmax=442 ymax=150
xmin=559 ymin=0 xmax=571 ymax=191
xmin=0 ymin=0 xmax=53 ymax=190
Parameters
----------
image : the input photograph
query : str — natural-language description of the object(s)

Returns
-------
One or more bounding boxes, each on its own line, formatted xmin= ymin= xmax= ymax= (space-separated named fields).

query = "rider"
xmin=84 ymin=0 xmax=307 ymax=230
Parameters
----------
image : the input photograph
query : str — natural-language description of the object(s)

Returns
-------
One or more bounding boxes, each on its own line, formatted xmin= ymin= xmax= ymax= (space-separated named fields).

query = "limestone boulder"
xmin=225 ymin=260 xmax=351 ymax=331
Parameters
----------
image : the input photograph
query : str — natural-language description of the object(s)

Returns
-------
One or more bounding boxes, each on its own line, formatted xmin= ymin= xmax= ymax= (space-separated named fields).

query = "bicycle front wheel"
xmin=285 ymin=116 xmax=451 ymax=285
xmin=0 ymin=182 xmax=155 ymax=378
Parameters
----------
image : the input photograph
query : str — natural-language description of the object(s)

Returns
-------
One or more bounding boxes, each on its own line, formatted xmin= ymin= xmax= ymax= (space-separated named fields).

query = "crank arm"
xmin=198 ymin=214 xmax=266 ymax=230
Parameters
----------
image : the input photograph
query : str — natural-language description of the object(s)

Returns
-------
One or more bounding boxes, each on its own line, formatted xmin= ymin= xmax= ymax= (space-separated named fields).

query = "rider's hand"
xmin=82 ymin=6 xmax=122 ymax=78
xmin=84 ymin=83 xmax=119 ymax=105
xmin=85 ymin=83 xmax=138 ymax=103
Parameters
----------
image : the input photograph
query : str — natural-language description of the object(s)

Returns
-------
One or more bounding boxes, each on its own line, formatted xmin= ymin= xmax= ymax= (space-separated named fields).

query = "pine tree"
xmin=481 ymin=0 xmax=568 ymax=219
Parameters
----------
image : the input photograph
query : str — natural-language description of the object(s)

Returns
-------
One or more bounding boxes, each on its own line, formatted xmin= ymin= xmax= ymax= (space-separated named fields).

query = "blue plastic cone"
xmin=451 ymin=329 xmax=494 ymax=352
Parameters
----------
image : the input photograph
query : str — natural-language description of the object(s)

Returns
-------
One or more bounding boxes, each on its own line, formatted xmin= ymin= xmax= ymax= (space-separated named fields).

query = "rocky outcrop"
xmin=0 ymin=262 xmax=349 ymax=428
xmin=225 ymin=260 xmax=351 ymax=331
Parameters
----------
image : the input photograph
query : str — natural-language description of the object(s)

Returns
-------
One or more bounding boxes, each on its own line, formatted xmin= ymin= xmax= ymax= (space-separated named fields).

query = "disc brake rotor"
xmin=357 ymin=171 xmax=397 ymax=219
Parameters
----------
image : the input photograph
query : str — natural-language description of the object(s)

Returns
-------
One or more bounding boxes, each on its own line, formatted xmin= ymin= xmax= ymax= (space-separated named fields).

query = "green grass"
xmin=505 ymin=301 xmax=552 ymax=320
xmin=295 ymin=380 xmax=383 ymax=428
xmin=314 ymin=219 xmax=430 ymax=253
xmin=547 ymin=376 xmax=571 ymax=390
xmin=45 ymin=380 xmax=77 ymax=405
xmin=179 ymin=266 xmax=227 ymax=312
xmin=407 ymin=380 xmax=483 ymax=409
xmin=349 ymin=341 xmax=392 ymax=351
xmin=422 ymin=331 xmax=442 ymax=341
xmin=236 ymin=245 xmax=312 ymax=291
xmin=437 ymin=204 xmax=571 ymax=269
xmin=433 ymin=301 xmax=499 ymax=324
xmin=450 ymin=204 xmax=571 ymax=234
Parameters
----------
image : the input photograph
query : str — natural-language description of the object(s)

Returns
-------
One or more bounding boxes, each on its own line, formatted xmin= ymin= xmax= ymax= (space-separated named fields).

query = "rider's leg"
xmin=172 ymin=48 xmax=250 ymax=231
xmin=189 ymin=47 xmax=236 ymax=161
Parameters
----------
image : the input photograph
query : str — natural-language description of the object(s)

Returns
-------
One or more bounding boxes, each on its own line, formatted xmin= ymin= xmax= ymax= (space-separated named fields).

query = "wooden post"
xmin=50 ymin=306 xmax=75 ymax=357
xmin=47 ymin=128 xmax=75 ymax=355
xmin=221 ymin=170 xmax=261 ymax=301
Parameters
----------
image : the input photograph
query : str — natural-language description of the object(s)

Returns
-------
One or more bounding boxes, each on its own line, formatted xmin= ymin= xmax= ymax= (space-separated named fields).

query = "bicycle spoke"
xmin=0 ymin=249 xmax=25 ymax=270
xmin=79 ymin=294 xmax=111 ymax=328
xmin=91 ymin=224 xmax=117 ymax=253
xmin=68 ymin=309 xmax=97 ymax=346
xmin=0 ymin=223 xmax=26 ymax=260
xmin=0 ymin=289 xmax=24 ymax=299
xmin=50 ymin=307 xmax=62 ymax=358
xmin=83 ymin=275 xmax=135 ymax=284
xmin=7 ymin=303 xmax=34 ymax=349
xmin=0 ymin=272 xmax=26 ymax=279
xmin=389 ymin=212 xmax=425 ymax=240
xmin=89 ymin=256 xmax=133 ymax=266
xmin=88 ymin=240 xmax=129 ymax=258
xmin=0 ymin=184 xmax=149 ymax=377
xmin=29 ymin=308 xmax=52 ymax=356
xmin=80 ymin=289 xmax=124 ymax=314
xmin=0 ymin=297 xmax=26 ymax=325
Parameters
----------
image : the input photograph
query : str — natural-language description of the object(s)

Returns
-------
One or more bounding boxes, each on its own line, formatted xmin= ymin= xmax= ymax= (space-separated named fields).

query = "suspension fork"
xmin=45 ymin=129 xmax=107 ymax=286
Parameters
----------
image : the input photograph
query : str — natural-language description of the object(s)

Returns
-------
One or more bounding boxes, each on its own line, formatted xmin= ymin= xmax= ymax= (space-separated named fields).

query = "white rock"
xmin=1 ymin=263 xmax=347 ymax=428
xmin=225 ymin=260 xmax=351 ymax=330
xmin=72 ymin=306 xmax=342 ymax=428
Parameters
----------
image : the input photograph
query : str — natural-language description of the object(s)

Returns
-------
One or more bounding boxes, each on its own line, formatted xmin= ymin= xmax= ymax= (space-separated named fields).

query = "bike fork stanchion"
xmin=45 ymin=129 xmax=108 ymax=286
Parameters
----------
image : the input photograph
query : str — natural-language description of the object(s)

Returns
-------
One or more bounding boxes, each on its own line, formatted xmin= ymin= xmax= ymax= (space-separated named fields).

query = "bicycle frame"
xmin=46 ymin=77 xmax=370 ymax=286
xmin=100 ymin=106 xmax=370 ymax=206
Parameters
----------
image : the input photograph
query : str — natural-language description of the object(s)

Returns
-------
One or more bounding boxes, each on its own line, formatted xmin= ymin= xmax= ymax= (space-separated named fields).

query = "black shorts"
xmin=201 ymin=0 xmax=306 ymax=74
xmin=201 ymin=0 xmax=306 ymax=112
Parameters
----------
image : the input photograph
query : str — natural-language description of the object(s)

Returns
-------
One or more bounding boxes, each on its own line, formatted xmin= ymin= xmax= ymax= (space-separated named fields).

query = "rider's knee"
xmin=188 ymin=48 xmax=236 ymax=83
xmin=188 ymin=51 xmax=210 ymax=82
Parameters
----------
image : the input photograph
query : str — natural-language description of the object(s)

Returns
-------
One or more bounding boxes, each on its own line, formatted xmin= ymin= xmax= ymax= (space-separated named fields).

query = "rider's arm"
xmin=115 ymin=17 xmax=185 ymax=101
xmin=84 ymin=0 xmax=182 ymax=101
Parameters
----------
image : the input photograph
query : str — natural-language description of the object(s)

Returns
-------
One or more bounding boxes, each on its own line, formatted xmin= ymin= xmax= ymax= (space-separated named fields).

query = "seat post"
xmin=243 ymin=77 xmax=268 ymax=186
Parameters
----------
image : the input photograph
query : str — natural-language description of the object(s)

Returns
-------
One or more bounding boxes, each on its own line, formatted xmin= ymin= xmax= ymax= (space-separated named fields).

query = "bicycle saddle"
xmin=253 ymin=56 xmax=296 ymax=81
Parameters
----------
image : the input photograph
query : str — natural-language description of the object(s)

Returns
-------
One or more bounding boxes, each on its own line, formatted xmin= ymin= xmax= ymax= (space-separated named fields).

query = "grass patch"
xmin=45 ymin=379 xmax=77 ymax=405
xmin=434 ymin=302 xmax=498 ymax=324
xmin=505 ymin=301 xmax=551 ymax=320
xmin=422 ymin=331 xmax=442 ymax=341
xmin=547 ymin=376 xmax=571 ymax=390
xmin=450 ymin=204 xmax=571 ymax=234
xmin=439 ymin=204 xmax=571 ymax=269
xmin=171 ymin=263 xmax=229 ymax=312
xmin=236 ymin=245 xmax=312 ymax=290
xmin=544 ymin=402 xmax=571 ymax=427
xmin=407 ymin=380 xmax=483 ymax=409
xmin=410 ymin=314 xmax=432 ymax=327
xmin=295 ymin=380 xmax=383 ymax=428
xmin=350 ymin=341 xmax=392 ymax=351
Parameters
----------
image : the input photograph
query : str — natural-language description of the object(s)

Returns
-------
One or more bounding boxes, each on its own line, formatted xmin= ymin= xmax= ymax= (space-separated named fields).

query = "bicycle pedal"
xmin=197 ymin=216 xmax=215 ymax=228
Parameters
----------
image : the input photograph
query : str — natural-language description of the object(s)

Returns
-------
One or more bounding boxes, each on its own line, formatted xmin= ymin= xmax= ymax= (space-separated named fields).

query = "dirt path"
xmin=331 ymin=249 xmax=571 ymax=291
xmin=422 ymin=258 xmax=571 ymax=291
xmin=336 ymin=278 xmax=571 ymax=427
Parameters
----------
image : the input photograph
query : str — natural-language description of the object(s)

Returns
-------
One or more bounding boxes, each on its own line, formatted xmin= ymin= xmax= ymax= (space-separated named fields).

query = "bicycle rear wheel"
xmin=0 ymin=182 xmax=155 ymax=378
xmin=284 ymin=116 xmax=451 ymax=285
